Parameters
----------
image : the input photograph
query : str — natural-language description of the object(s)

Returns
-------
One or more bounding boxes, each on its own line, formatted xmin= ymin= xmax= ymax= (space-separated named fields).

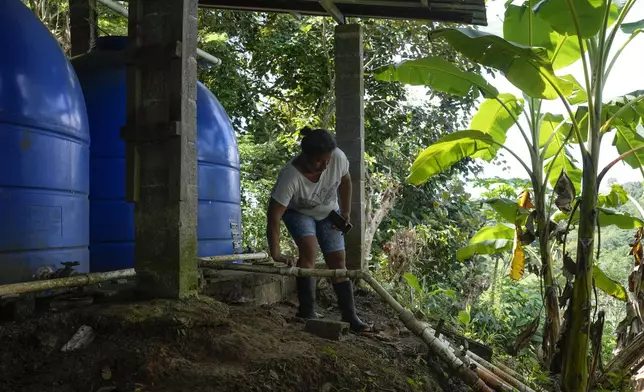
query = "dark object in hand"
xmin=328 ymin=210 xmax=353 ymax=234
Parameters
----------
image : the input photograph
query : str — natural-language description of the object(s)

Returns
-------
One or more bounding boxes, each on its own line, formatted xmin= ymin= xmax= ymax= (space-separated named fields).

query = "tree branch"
xmin=597 ymin=145 xmax=644 ymax=185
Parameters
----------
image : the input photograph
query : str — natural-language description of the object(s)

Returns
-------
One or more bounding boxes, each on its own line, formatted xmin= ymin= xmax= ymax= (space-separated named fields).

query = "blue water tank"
xmin=72 ymin=36 xmax=242 ymax=272
xmin=0 ymin=1 xmax=90 ymax=284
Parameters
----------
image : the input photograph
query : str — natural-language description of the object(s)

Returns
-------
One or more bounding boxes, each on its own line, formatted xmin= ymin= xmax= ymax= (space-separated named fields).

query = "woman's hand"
xmin=273 ymin=253 xmax=297 ymax=266
xmin=341 ymin=212 xmax=351 ymax=226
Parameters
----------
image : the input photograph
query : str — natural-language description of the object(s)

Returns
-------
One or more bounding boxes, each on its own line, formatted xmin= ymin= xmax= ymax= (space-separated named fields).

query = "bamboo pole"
xmin=198 ymin=252 xmax=269 ymax=263
xmin=202 ymin=261 xmax=494 ymax=392
xmin=424 ymin=317 xmax=534 ymax=390
xmin=475 ymin=364 xmax=516 ymax=392
xmin=445 ymin=343 xmax=522 ymax=392
xmin=492 ymin=358 xmax=527 ymax=384
xmin=597 ymin=331 xmax=644 ymax=386
xmin=466 ymin=351 xmax=537 ymax=392
xmin=199 ymin=261 xmax=366 ymax=279
xmin=0 ymin=269 xmax=136 ymax=297
xmin=0 ymin=253 xmax=267 ymax=297
xmin=360 ymin=273 xmax=494 ymax=392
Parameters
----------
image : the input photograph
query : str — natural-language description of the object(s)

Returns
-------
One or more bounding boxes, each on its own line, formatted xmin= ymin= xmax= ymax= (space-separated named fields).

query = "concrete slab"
xmin=305 ymin=319 xmax=349 ymax=340
xmin=200 ymin=270 xmax=296 ymax=306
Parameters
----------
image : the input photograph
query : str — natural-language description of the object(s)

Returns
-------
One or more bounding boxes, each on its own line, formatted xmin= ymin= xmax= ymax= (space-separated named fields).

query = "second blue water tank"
xmin=73 ymin=36 xmax=242 ymax=272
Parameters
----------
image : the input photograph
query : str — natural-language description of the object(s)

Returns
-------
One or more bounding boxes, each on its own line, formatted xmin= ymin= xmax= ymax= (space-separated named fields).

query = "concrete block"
xmin=200 ymin=271 xmax=296 ymax=306
xmin=305 ymin=319 xmax=350 ymax=340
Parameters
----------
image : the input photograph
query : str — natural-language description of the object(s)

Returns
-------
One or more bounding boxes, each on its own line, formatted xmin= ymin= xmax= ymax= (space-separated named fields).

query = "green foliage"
xmin=457 ymin=239 xmax=513 ymax=261
xmin=503 ymin=3 xmax=582 ymax=70
xmin=429 ymin=28 xmax=570 ymax=100
xmin=470 ymin=94 xmax=524 ymax=159
xmin=456 ymin=224 xmax=514 ymax=261
xmin=533 ymin=0 xmax=615 ymax=38
xmin=458 ymin=304 xmax=471 ymax=327
xmin=593 ymin=265 xmax=628 ymax=302
xmin=620 ymin=18 xmax=644 ymax=33
xmin=408 ymin=131 xmax=495 ymax=185
xmin=478 ymin=198 xmax=528 ymax=224
xmin=373 ymin=56 xmax=497 ymax=98
xmin=544 ymin=150 xmax=583 ymax=190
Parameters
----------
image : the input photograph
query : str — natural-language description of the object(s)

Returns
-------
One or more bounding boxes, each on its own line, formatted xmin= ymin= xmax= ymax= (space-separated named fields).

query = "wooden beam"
xmin=198 ymin=0 xmax=486 ymax=25
xmin=320 ymin=0 xmax=345 ymax=24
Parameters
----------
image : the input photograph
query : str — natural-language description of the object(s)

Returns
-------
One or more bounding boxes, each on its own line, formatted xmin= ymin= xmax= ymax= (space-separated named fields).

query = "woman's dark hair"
xmin=300 ymin=127 xmax=337 ymax=156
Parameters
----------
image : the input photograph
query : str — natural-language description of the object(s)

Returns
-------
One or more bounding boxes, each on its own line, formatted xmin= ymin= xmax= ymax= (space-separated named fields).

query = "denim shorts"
xmin=282 ymin=209 xmax=345 ymax=254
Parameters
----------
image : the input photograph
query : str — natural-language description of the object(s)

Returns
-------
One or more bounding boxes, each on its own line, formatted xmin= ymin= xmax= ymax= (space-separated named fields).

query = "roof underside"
xmin=198 ymin=0 xmax=487 ymax=26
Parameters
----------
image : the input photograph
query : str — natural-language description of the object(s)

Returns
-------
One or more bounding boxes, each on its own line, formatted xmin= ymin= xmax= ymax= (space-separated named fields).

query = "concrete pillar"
xmin=123 ymin=0 xmax=199 ymax=298
xmin=69 ymin=0 xmax=97 ymax=56
xmin=334 ymin=24 xmax=365 ymax=270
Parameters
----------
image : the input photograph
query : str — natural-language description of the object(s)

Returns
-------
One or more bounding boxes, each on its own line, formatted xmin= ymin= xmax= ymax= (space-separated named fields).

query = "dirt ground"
xmin=0 ymin=282 xmax=468 ymax=392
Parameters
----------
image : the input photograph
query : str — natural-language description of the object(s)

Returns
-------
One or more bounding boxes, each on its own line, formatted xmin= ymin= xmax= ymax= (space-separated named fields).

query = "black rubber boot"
xmin=295 ymin=277 xmax=318 ymax=319
xmin=333 ymin=280 xmax=371 ymax=333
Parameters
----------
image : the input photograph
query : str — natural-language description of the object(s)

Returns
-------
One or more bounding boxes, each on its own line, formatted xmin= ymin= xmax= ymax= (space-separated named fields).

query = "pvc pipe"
xmin=95 ymin=0 xmax=222 ymax=66
xmin=0 ymin=269 xmax=136 ymax=297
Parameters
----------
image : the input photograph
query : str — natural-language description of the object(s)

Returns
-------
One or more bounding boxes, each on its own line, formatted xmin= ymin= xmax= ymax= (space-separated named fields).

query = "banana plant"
xmin=373 ymin=0 xmax=644 ymax=388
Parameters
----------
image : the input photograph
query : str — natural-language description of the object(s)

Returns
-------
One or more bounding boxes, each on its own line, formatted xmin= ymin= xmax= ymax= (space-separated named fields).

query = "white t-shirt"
xmin=271 ymin=148 xmax=349 ymax=221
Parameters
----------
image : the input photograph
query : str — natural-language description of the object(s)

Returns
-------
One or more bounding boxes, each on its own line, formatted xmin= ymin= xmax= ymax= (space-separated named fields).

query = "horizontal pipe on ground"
xmin=198 ymin=252 xmax=269 ymax=263
xmin=0 ymin=269 xmax=136 ymax=297
xmin=95 ymin=0 xmax=223 ymax=66
xmin=0 ymin=252 xmax=269 ymax=297
xmin=198 ymin=260 xmax=365 ymax=279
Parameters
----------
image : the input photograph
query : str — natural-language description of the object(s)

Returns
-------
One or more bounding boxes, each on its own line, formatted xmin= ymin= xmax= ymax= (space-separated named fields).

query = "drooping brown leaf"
xmin=629 ymin=227 xmax=643 ymax=266
xmin=549 ymin=220 xmax=567 ymax=243
xmin=518 ymin=227 xmax=536 ymax=245
xmin=518 ymin=190 xmax=535 ymax=209
xmin=542 ymin=286 xmax=559 ymax=369
xmin=563 ymin=253 xmax=577 ymax=277
xmin=554 ymin=171 xmax=575 ymax=213
xmin=526 ymin=211 xmax=535 ymax=232
xmin=589 ymin=311 xmax=605 ymax=379
xmin=559 ymin=281 xmax=573 ymax=308
xmin=512 ymin=314 xmax=540 ymax=355
xmin=615 ymin=316 xmax=629 ymax=352
xmin=510 ymin=228 xmax=526 ymax=280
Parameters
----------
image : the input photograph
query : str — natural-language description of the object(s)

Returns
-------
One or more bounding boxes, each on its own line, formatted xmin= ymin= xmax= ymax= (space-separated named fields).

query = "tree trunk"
xmin=530 ymin=128 xmax=560 ymax=370
xmin=561 ymin=122 xmax=601 ymax=391
xmin=537 ymin=205 xmax=561 ymax=370
xmin=364 ymin=181 xmax=399 ymax=260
